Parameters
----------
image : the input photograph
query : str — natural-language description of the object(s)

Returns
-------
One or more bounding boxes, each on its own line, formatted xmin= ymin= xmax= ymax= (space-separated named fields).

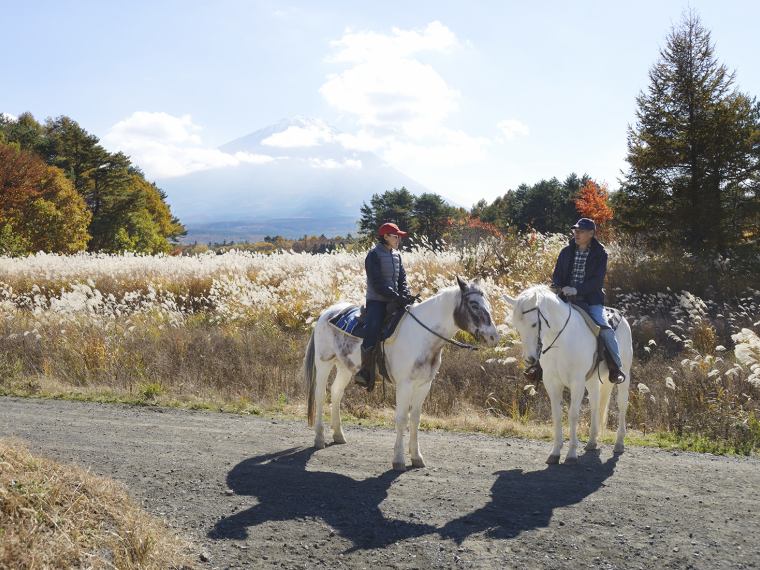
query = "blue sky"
xmin=2 ymin=0 xmax=759 ymax=207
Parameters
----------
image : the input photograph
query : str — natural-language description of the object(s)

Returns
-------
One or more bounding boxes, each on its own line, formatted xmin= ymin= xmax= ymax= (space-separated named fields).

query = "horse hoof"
xmin=333 ymin=434 xmax=347 ymax=444
xmin=585 ymin=442 xmax=598 ymax=451
xmin=613 ymin=444 xmax=625 ymax=455
xmin=411 ymin=458 xmax=426 ymax=469
xmin=392 ymin=462 xmax=407 ymax=472
xmin=546 ymin=454 xmax=560 ymax=465
xmin=564 ymin=456 xmax=578 ymax=465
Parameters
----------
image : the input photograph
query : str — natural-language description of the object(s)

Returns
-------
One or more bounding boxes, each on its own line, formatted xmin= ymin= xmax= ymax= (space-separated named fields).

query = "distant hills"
xmin=158 ymin=117 xmax=430 ymax=243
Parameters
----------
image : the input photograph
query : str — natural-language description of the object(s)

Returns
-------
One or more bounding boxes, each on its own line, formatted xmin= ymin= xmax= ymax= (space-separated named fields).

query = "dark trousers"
xmin=362 ymin=300 xmax=388 ymax=350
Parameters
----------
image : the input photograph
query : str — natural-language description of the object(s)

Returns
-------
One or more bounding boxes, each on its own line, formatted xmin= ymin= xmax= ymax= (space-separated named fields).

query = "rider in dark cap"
xmin=550 ymin=217 xmax=626 ymax=384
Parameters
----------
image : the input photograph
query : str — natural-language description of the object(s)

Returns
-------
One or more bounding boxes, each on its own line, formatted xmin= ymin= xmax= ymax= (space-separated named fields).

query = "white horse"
xmin=304 ymin=277 xmax=499 ymax=471
xmin=503 ymin=285 xmax=632 ymax=464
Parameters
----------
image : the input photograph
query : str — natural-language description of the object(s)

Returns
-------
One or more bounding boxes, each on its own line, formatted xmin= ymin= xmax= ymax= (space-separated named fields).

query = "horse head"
xmin=454 ymin=276 xmax=499 ymax=347
xmin=503 ymin=285 xmax=561 ymax=365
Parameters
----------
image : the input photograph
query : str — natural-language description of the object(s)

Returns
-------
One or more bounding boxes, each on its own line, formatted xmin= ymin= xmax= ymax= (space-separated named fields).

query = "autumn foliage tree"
xmin=0 ymin=142 xmax=91 ymax=254
xmin=574 ymin=180 xmax=613 ymax=238
xmin=0 ymin=113 xmax=185 ymax=254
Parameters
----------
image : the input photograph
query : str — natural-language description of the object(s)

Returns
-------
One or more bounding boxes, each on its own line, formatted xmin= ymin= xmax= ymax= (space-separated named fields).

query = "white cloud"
xmin=262 ymin=121 xmax=334 ymax=148
xmin=1 ymin=112 xmax=17 ymax=122
xmin=327 ymin=20 xmax=458 ymax=63
xmin=321 ymin=22 xmax=459 ymax=131
xmin=320 ymin=22 xmax=489 ymax=181
xmin=104 ymin=111 xmax=274 ymax=178
xmin=497 ymin=119 xmax=530 ymax=140
xmin=308 ymin=157 xmax=362 ymax=170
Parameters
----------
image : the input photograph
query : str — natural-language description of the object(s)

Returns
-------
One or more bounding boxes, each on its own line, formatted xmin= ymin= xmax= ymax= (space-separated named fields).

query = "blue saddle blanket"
xmin=328 ymin=305 xmax=405 ymax=341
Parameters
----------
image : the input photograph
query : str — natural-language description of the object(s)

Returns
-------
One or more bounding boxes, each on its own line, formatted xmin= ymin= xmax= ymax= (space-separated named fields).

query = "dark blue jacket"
xmin=551 ymin=237 xmax=608 ymax=305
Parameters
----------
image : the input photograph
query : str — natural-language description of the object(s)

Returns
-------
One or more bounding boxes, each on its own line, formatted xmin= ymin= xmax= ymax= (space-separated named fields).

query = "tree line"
xmin=0 ymin=113 xmax=185 ymax=255
xmin=360 ymin=12 xmax=759 ymax=256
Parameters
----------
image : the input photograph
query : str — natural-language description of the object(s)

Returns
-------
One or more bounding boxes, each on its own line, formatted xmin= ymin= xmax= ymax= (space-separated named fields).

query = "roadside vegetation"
xmin=0 ymin=439 xmax=192 ymax=569
xmin=0 ymin=235 xmax=757 ymax=455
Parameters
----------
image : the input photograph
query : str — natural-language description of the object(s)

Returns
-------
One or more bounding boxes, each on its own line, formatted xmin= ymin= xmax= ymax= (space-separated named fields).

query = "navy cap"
xmin=571 ymin=218 xmax=596 ymax=231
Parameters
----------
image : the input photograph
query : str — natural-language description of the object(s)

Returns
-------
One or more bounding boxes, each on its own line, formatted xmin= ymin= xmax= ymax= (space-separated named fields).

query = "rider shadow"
xmin=439 ymin=450 xmax=618 ymax=544
xmin=208 ymin=446 xmax=436 ymax=551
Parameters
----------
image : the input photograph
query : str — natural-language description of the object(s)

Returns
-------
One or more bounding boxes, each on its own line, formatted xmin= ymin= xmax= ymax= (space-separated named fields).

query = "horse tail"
xmin=304 ymin=328 xmax=317 ymax=427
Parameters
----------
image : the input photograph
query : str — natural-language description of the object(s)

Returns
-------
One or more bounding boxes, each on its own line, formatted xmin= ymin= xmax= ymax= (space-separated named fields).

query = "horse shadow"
xmin=439 ymin=450 xmax=619 ymax=543
xmin=208 ymin=446 xmax=436 ymax=551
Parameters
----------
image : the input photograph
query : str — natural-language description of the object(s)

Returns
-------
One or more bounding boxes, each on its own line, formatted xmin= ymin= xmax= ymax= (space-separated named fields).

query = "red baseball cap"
xmin=378 ymin=222 xmax=408 ymax=237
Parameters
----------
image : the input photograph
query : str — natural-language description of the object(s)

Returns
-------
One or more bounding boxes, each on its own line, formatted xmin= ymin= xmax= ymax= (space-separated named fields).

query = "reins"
xmin=522 ymin=301 xmax=572 ymax=358
xmin=403 ymin=306 xmax=480 ymax=351
xmin=402 ymin=289 xmax=488 ymax=350
xmin=378 ymin=289 xmax=485 ymax=399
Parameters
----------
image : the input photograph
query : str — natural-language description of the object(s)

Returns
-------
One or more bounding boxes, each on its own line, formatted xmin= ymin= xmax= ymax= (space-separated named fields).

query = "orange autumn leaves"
xmin=575 ymin=180 xmax=613 ymax=238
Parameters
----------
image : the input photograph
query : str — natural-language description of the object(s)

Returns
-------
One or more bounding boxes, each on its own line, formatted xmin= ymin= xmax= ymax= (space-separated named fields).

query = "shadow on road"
xmin=208 ymin=446 xmax=436 ymax=550
xmin=439 ymin=450 xmax=619 ymax=543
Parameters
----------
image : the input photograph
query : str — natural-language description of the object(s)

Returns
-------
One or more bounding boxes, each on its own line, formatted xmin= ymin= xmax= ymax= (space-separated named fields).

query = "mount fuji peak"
xmin=159 ymin=117 xmax=430 ymax=235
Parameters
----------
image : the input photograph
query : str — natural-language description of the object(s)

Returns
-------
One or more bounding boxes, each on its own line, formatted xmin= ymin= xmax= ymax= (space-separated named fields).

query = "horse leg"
xmin=409 ymin=382 xmax=432 ymax=469
xmin=330 ymin=366 xmax=351 ymax=444
xmin=598 ymin=379 xmax=613 ymax=435
xmin=585 ymin=379 xmax=600 ymax=451
xmin=393 ymin=382 xmax=412 ymax=471
xmin=565 ymin=382 xmax=585 ymax=463
xmin=614 ymin=378 xmax=630 ymax=454
xmin=312 ymin=359 xmax=332 ymax=449
xmin=545 ymin=381 xmax=564 ymax=464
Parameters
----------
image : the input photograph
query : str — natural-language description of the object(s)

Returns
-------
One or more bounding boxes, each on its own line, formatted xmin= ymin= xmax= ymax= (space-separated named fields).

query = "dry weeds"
xmin=0 ymin=439 xmax=192 ymax=569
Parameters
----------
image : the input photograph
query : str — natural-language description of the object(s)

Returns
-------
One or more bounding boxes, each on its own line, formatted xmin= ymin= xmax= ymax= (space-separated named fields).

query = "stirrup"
xmin=609 ymin=368 xmax=626 ymax=385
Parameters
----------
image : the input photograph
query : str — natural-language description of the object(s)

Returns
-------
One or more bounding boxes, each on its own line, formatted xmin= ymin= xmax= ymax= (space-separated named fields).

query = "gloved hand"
xmin=561 ymin=286 xmax=577 ymax=297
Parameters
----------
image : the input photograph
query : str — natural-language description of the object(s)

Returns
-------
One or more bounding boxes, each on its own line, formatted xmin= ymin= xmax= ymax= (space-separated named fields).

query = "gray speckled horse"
xmin=304 ymin=277 xmax=499 ymax=471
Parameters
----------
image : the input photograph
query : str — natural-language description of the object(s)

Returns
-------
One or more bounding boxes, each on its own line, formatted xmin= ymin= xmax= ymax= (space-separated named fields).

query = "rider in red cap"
xmin=355 ymin=222 xmax=412 ymax=390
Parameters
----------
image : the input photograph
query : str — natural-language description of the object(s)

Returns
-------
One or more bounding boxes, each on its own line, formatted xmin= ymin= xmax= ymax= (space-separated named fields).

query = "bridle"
xmin=403 ymin=290 xmax=488 ymax=351
xmin=522 ymin=300 xmax=572 ymax=361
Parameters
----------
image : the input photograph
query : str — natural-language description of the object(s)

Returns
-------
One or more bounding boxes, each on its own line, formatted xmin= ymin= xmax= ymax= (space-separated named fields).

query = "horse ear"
xmin=503 ymin=294 xmax=516 ymax=306
xmin=456 ymin=275 xmax=468 ymax=291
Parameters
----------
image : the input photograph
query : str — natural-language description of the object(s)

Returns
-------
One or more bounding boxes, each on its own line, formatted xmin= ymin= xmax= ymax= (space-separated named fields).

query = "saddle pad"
xmin=329 ymin=306 xmax=363 ymax=336
xmin=572 ymin=305 xmax=623 ymax=337
xmin=327 ymin=305 xmax=406 ymax=343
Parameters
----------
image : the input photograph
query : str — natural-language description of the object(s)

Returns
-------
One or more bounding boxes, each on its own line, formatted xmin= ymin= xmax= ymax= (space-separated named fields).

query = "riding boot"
xmin=600 ymin=328 xmax=625 ymax=384
xmin=354 ymin=346 xmax=376 ymax=391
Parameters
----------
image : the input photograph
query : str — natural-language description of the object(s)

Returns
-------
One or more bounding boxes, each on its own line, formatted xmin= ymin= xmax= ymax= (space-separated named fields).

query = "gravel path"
xmin=1 ymin=396 xmax=758 ymax=569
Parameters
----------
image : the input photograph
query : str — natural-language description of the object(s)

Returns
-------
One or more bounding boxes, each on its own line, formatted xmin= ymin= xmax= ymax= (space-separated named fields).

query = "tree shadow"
xmin=439 ymin=450 xmax=619 ymax=543
xmin=208 ymin=446 xmax=436 ymax=551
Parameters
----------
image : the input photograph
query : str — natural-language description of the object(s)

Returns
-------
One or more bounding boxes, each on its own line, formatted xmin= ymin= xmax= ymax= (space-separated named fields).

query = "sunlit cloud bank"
xmin=103 ymin=111 xmax=275 ymax=178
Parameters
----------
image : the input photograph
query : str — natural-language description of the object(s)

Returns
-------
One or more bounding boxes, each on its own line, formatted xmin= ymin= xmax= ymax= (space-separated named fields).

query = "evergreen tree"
xmin=412 ymin=193 xmax=455 ymax=249
xmin=358 ymin=187 xmax=416 ymax=239
xmin=619 ymin=11 xmax=760 ymax=251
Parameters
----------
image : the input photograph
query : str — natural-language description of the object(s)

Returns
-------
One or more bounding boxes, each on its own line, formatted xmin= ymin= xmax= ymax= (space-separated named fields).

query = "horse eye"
xmin=531 ymin=323 xmax=537 ymax=328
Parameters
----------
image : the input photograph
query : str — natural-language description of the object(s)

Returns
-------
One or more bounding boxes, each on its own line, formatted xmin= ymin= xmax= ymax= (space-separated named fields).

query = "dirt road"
xmin=1 ymin=397 xmax=758 ymax=569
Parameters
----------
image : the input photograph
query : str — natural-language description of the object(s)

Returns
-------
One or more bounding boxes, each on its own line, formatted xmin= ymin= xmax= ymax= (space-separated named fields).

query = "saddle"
xmin=328 ymin=304 xmax=408 ymax=388
xmin=327 ymin=304 xmax=406 ymax=344
xmin=572 ymin=304 xmax=623 ymax=375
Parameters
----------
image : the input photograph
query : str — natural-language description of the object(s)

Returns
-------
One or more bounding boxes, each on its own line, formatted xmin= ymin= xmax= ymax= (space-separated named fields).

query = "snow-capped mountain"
xmin=159 ymin=117 xmax=430 ymax=240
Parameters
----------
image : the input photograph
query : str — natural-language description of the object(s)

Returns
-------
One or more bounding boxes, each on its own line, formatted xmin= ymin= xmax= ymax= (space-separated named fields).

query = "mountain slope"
xmin=160 ymin=117 xmax=429 ymax=230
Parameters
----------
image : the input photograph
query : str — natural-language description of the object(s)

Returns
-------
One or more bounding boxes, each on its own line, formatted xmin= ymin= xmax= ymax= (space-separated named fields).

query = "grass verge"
xmin=0 ymin=438 xmax=193 ymax=569
xmin=3 ymin=378 xmax=757 ymax=458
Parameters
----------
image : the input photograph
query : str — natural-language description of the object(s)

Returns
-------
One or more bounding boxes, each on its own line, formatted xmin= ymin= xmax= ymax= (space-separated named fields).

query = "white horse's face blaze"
xmin=454 ymin=277 xmax=499 ymax=347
